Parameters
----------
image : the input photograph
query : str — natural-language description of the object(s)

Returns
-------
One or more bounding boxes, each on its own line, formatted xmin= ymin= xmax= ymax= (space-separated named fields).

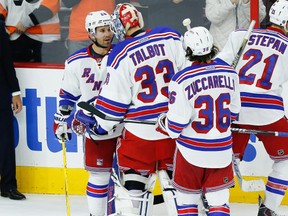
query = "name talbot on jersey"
xmin=129 ymin=43 xmax=166 ymax=66
xmin=185 ymin=75 xmax=235 ymax=100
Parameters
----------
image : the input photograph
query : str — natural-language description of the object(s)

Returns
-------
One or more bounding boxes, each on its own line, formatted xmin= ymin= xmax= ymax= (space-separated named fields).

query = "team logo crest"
xmin=97 ymin=159 xmax=104 ymax=166
xmin=278 ymin=149 xmax=284 ymax=155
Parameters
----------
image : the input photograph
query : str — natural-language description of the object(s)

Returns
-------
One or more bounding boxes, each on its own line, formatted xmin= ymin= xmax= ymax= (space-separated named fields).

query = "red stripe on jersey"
xmin=179 ymin=137 xmax=232 ymax=148
xmin=97 ymin=100 xmax=127 ymax=114
xmin=125 ymin=106 xmax=168 ymax=118
xmin=241 ymin=96 xmax=283 ymax=106
xmin=111 ymin=40 xmax=139 ymax=68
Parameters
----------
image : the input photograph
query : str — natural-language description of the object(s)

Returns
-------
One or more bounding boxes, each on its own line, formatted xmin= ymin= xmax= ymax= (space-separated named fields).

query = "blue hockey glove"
xmin=73 ymin=110 xmax=108 ymax=136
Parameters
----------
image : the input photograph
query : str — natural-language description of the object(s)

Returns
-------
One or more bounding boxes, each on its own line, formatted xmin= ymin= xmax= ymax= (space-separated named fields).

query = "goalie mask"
xmin=183 ymin=26 xmax=213 ymax=56
xmin=269 ymin=0 xmax=288 ymax=32
xmin=110 ymin=3 xmax=144 ymax=41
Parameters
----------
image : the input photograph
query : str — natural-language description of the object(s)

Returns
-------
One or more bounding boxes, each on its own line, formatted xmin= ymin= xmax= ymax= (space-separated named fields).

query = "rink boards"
xmin=14 ymin=65 xmax=288 ymax=204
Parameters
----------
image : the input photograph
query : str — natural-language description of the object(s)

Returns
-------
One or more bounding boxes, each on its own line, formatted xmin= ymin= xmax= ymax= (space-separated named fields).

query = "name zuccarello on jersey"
xmin=185 ymin=75 xmax=235 ymax=100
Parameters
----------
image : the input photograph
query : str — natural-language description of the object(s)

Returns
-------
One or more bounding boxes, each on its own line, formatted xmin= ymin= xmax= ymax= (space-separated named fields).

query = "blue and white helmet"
xmin=85 ymin=10 xmax=112 ymax=35
xmin=183 ymin=26 xmax=214 ymax=56
xmin=269 ymin=0 xmax=288 ymax=32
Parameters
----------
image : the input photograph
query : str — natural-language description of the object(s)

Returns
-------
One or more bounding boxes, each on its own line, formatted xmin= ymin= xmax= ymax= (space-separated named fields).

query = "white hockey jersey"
xmin=218 ymin=27 xmax=288 ymax=125
xmin=166 ymin=58 xmax=241 ymax=168
xmin=95 ymin=27 xmax=187 ymax=140
xmin=59 ymin=45 xmax=121 ymax=140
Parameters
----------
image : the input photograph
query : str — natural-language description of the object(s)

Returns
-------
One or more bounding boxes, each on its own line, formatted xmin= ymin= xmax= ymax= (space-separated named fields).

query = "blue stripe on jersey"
xmin=172 ymin=62 xmax=236 ymax=84
xmin=67 ymin=47 xmax=89 ymax=64
xmin=231 ymin=112 xmax=239 ymax=121
xmin=96 ymin=95 xmax=129 ymax=117
xmin=125 ymin=102 xmax=168 ymax=120
xmin=177 ymin=135 xmax=232 ymax=152
xmin=167 ymin=119 xmax=189 ymax=134
xmin=252 ymin=28 xmax=288 ymax=43
xmin=240 ymin=92 xmax=284 ymax=111
xmin=108 ymin=27 xmax=181 ymax=69
xmin=111 ymin=34 xmax=180 ymax=69
xmin=59 ymin=89 xmax=81 ymax=107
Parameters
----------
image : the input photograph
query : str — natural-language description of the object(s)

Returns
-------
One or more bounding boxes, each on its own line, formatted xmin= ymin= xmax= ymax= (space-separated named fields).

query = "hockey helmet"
xmin=269 ymin=0 xmax=288 ymax=32
xmin=110 ymin=3 xmax=144 ymax=41
xmin=85 ymin=10 xmax=112 ymax=35
xmin=183 ymin=26 xmax=214 ymax=56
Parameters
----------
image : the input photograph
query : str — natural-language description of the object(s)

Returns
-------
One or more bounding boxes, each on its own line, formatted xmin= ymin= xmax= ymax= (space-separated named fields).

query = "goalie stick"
xmin=77 ymin=101 xmax=155 ymax=125
xmin=230 ymin=128 xmax=288 ymax=137
xmin=78 ymin=101 xmax=288 ymax=137
xmin=77 ymin=102 xmax=273 ymax=192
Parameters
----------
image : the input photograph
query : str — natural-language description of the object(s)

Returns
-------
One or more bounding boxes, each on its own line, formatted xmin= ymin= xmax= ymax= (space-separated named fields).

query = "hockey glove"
xmin=156 ymin=113 xmax=169 ymax=136
xmin=54 ymin=113 xmax=72 ymax=141
xmin=73 ymin=110 xmax=108 ymax=136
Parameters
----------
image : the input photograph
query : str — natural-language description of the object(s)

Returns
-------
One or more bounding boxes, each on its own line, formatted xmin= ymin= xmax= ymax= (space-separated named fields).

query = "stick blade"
xmin=241 ymin=179 xmax=266 ymax=192
xmin=77 ymin=101 xmax=106 ymax=119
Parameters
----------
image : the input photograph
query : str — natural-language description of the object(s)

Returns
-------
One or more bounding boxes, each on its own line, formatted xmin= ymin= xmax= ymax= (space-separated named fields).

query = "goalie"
xmin=74 ymin=2 xmax=187 ymax=215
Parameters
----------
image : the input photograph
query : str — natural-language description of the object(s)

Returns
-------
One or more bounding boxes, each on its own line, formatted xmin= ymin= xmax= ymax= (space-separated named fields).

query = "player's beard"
xmin=93 ymin=38 xmax=112 ymax=49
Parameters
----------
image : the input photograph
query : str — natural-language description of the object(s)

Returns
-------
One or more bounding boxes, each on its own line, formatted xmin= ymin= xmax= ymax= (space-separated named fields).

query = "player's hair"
xmin=185 ymin=45 xmax=219 ymax=63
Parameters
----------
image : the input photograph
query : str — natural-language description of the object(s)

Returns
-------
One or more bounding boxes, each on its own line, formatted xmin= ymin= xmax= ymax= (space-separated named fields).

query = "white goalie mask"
xmin=85 ymin=10 xmax=112 ymax=36
xmin=269 ymin=0 xmax=288 ymax=32
xmin=110 ymin=3 xmax=144 ymax=41
xmin=183 ymin=26 xmax=214 ymax=56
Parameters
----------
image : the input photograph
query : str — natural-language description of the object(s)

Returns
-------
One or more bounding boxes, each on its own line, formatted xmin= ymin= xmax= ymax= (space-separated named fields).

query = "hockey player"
xmin=53 ymin=10 xmax=121 ymax=216
xmin=217 ymin=0 xmax=288 ymax=215
xmin=75 ymin=2 xmax=187 ymax=215
xmin=156 ymin=25 xmax=241 ymax=215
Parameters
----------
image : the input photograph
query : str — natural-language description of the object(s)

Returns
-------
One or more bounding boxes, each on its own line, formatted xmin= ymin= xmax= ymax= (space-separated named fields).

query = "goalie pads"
xmin=108 ymin=169 xmax=156 ymax=216
xmin=158 ymin=170 xmax=178 ymax=216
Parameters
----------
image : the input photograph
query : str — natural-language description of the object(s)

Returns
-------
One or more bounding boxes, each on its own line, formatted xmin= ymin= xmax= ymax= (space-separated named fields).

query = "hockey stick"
xmin=78 ymin=102 xmax=288 ymax=137
xmin=77 ymin=101 xmax=155 ymax=125
xmin=231 ymin=19 xmax=256 ymax=68
xmin=232 ymin=154 xmax=265 ymax=192
xmin=61 ymin=137 xmax=71 ymax=216
xmin=78 ymin=102 xmax=268 ymax=192
xmin=231 ymin=128 xmax=288 ymax=137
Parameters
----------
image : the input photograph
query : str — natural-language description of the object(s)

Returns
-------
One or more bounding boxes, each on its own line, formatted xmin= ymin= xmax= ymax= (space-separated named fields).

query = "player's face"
xmin=95 ymin=26 xmax=113 ymax=48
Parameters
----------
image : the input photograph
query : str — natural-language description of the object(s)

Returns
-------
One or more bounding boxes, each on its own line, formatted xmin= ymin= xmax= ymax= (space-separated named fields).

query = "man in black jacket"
xmin=0 ymin=20 xmax=25 ymax=200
